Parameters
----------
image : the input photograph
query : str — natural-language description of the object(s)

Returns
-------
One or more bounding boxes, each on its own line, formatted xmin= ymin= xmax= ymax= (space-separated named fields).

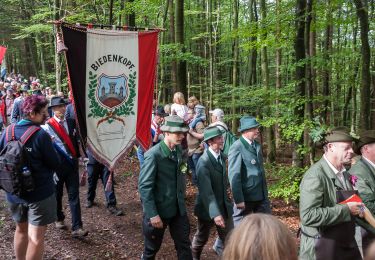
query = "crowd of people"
xmin=137 ymin=91 xmax=375 ymax=260
xmin=2 ymin=72 xmax=375 ymax=260
xmin=0 ymin=74 xmax=123 ymax=259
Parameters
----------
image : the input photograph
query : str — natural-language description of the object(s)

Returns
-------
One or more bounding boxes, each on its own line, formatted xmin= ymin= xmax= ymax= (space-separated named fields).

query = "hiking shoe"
xmin=86 ymin=200 xmax=94 ymax=208
xmin=55 ymin=221 xmax=67 ymax=230
xmin=72 ymin=228 xmax=88 ymax=238
xmin=107 ymin=205 xmax=124 ymax=216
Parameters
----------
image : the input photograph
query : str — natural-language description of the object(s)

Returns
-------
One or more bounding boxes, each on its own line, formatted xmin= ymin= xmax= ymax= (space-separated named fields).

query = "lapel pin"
xmin=251 ymin=159 xmax=256 ymax=165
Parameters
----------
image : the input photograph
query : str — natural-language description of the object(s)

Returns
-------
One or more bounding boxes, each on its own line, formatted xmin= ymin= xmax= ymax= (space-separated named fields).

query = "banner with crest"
xmin=61 ymin=24 xmax=158 ymax=170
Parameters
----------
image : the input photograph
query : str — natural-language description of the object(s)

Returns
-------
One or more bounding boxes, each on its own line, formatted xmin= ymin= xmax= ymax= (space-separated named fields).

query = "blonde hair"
xmin=164 ymin=104 xmax=171 ymax=115
xmin=187 ymin=96 xmax=200 ymax=108
xmin=173 ymin=92 xmax=185 ymax=105
xmin=222 ymin=214 xmax=297 ymax=260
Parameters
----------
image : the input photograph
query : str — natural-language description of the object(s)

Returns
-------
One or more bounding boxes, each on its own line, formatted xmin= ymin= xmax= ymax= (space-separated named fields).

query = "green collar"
xmin=160 ymin=140 xmax=176 ymax=157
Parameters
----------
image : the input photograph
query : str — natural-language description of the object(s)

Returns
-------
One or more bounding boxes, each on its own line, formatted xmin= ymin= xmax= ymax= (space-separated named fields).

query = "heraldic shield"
xmin=97 ymin=74 xmax=129 ymax=109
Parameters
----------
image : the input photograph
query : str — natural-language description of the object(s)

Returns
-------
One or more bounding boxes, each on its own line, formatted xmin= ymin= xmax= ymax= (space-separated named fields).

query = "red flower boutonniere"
xmin=349 ymin=175 xmax=358 ymax=187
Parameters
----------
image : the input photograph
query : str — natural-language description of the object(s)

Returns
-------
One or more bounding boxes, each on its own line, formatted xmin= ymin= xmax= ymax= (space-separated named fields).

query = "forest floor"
xmin=0 ymin=154 xmax=300 ymax=259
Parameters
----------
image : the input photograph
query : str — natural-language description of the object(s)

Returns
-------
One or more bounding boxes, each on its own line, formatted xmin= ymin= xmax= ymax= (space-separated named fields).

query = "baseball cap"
xmin=209 ymin=108 xmax=224 ymax=118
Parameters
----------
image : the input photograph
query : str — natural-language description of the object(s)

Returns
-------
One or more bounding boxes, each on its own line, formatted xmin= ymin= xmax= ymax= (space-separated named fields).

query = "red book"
xmin=339 ymin=194 xmax=363 ymax=204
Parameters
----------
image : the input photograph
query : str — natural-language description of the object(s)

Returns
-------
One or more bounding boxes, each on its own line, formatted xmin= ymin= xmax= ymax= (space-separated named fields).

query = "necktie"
xmin=337 ymin=171 xmax=347 ymax=189
xmin=251 ymin=142 xmax=256 ymax=150
xmin=217 ymin=155 xmax=222 ymax=165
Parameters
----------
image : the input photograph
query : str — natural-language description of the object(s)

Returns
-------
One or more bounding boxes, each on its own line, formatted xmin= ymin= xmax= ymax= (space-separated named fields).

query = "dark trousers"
xmin=87 ymin=159 xmax=117 ymax=207
xmin=233 ymin=200 xmax=271 ymax=227
xmin=141 ymin=214 xmax=192 ymax=260
xmin=192 ymin=217 xmax=233 ymax=259
xmin=188 ymin=153 xmax=202 ymax=185
xmin=55 ymin=158 xmax=83 ymax=231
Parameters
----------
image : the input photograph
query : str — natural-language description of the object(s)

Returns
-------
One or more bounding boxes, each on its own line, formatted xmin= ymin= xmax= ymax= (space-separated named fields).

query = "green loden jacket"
xmin=194 ymin=149 xmax=233 ymax=221
xmin=299 ymin=157 xmax=353 ymax=260
xmin=138 ymin=140 xmax=187 ymax=219
xmin=349 ymin=157 xmax=375 ymax=234
xmin=228 ymin=136 xmax=268 ymax=204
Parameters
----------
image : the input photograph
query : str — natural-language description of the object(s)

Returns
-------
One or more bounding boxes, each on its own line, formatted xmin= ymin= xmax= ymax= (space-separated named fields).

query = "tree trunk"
xmin=231 ymin=0 xmax=239 ymax=133
xmin=293 ymin=0 xmax=306 ymax=167
xmin=322 ymin=0 xmax=332 ymax=124
xmin=175 ymin=0 xmax=187 ymax=96
xmin=169 ymin=0 xmax=177 ymax=93
xmin=260 ymin=0 xmax=275 ymax=163
xmin=54 ymin=0 xmax=61 ymax=91
xmin=159 ymin=0 xmax=170 ymax=104
xmin=275 ymin=0 xmax=282 ymax=149
xmin=207 ymin=0 xmax=214 ymax=111
xmin=305 ymin=0 xmax=314 ymax=165
xmin=127 ymin=0 xmax=136 ymax=27
xmin=353 ymin=0 xmax=371 ymax=130
xmin=248 ymin=0 xmax=258 ymax=86
xmin=37 ymin=34 xmax=46 ymax=81
xmin=343 ymin=26 xmax=358 ymax=126
xmin=109 ymin=0 xmax=114 ymax=25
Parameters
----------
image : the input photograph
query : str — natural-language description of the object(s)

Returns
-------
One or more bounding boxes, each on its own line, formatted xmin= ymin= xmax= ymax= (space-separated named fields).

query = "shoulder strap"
xmin=19 ymin=125 xmax=40 ymax=144
xmin=5 ymin=124 xmax=16 ymax=142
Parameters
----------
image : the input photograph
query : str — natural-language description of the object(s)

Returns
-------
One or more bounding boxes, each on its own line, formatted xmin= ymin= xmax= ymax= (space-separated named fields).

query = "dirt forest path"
xmin=0 ymin=155 xmax=299 ymax=259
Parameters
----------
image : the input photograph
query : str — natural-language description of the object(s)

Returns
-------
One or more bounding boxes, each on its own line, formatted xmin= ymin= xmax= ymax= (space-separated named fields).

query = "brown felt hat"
xmin=316 ymin=127 xmax=356 ymax=148
xmin=354 ymin=130 xmax=375 ymax=155
xmin=325 ymin=127 xmax=355 ymax=143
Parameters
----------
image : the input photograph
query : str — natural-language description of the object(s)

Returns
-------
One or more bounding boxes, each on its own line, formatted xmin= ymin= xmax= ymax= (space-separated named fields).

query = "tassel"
xmin=79 ymin=158 xmax=89 ymax=186
xmin=56 ymin=32 xmax=68 ymax=54
xmin=80 ymin=169 xmax=87 ymax=186
xmin=105 ymin=171 xmax=113 ymax=192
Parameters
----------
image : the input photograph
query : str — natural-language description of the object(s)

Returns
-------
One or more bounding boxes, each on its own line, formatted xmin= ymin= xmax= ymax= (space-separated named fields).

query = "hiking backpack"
xmin=223 ymin=130 xmax=238 ymax=156
xmin=0 ymin=124 xmax=40 ymax=196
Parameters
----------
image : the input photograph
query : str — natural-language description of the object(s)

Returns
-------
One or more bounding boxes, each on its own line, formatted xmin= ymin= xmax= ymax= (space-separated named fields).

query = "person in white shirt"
xmin=171 ymin=92 xmax=188 ymax=122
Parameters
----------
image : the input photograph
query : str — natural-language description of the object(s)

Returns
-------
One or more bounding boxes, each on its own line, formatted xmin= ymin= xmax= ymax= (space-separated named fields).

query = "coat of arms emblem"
xmin=88 ymin=70 xmax=136 ymax=127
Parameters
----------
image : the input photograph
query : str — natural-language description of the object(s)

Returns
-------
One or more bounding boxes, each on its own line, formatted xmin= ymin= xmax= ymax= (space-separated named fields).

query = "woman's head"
xmin=173 ymin=92 xmax=185 ymax=105
xmin=223 ymin=214 xmax=297 ymax=260
xmin=22 ymin=95 xmax=49 ymax=125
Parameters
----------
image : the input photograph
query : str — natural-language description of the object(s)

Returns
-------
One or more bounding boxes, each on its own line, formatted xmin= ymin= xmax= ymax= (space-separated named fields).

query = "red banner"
xmin=0 ymin=46 xmax=7 ymax=64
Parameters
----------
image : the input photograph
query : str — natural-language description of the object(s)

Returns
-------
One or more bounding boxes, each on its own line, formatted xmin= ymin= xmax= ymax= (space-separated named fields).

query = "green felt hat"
xmin=203 ymin=126 xmax=225 ymax=142
xmin=238 ymin=116 xmax=260 ymax=132
xmin=160 ymin=115 xmax=188 ymax=133
xmin=354 ymin=130 xmax=375 ymax=155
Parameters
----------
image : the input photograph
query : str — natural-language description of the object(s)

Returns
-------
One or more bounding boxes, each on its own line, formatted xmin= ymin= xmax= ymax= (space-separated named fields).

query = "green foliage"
xmin=267 ymin=164 xmax=307 ymax=204
xmin=159 ymin=43 xmax=207 ymax=65
xmin=0 ymin=0 xmax=371 ymax=150
xmin=87 ymin=71 xmax=107 ymax=118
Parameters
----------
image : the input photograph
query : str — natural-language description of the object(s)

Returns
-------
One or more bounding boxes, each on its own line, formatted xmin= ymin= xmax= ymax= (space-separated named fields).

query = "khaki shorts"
xmin=8 ymin=194 xmax=57 ymax=226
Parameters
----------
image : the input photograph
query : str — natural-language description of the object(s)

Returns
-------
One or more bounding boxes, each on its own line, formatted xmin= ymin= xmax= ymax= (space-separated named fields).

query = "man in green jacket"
xmin=349 ymin=130 xmax=375 ymax=252
xmin=299 ymin=127 xmax=364 ymax=260
xmin=191 ymin=126 xmax=234 ymax=259
xmin=138 ymin=115 xmax=193 ymax=260
xmin=228 ymin=115 xmax=270 ymax=227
